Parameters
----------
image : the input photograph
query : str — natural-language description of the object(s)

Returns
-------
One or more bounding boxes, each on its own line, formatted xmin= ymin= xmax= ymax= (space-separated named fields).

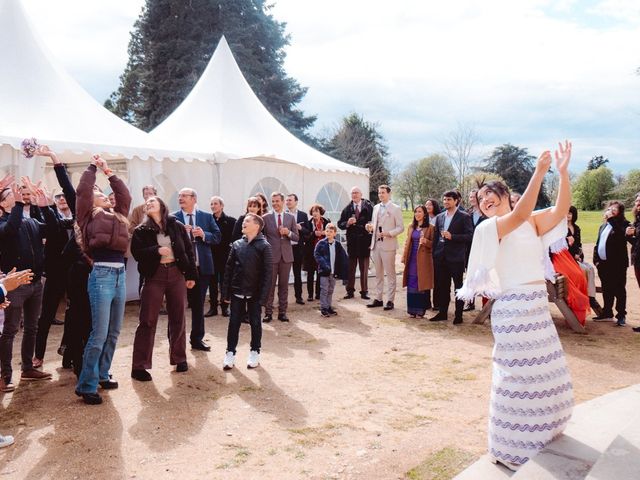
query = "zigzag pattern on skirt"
xmin=493 ymin=382 xmax=573 ymax=399
xmin=490 ymin=414 xmax=572 ymax=432
xmin=498 ymin=290 xmax=546 ymax=302
xmin=492 ymin=306 xmax=548 ymax=318
xmin=490 ymin=448 xmax=530 ymax=465
xmin=490 ymin=433 xmax=547 ymax=450
xmin=495 ymin=334 xmax=560 ymax=352
xmin=493 ymin=349 xmax=564 ymax=367
xmin=491 ymin=399 xmax=574 ymax=417
xmin=492 ymin=318 xmax=554 ymax=334
xmin=500 ymin=366 xmax=571 ymax=385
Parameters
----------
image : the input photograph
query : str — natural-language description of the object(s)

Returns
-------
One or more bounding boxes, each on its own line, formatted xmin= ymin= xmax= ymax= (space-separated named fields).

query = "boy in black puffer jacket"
xmin=222 ymin=213 xmax=272 ymax=370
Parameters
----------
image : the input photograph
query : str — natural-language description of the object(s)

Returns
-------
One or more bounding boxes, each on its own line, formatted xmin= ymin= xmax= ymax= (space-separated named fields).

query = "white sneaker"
xmin=0 ymin=434 xmax=14 ymax=448
xmin=247 ymin=350 xmax=260 ymax=369
xmin=223 ymin=351 xmax=235 ymax=371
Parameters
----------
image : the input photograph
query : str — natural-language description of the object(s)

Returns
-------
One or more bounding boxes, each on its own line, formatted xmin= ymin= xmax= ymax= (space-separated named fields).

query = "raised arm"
xmin=76 ymin=162 xmax=98 ymax=231
xmin=37 ymin=145 xmax=76 ymax=214
xmin=495 ymin=150 xmax=552 ymax=239
xmin=532 ymin=141 xmax=572 ymax=236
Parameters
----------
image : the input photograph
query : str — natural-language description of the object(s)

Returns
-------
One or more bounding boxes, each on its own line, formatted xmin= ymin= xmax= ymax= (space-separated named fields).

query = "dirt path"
xmin=1 ymin=244 xmax=639 ymax=479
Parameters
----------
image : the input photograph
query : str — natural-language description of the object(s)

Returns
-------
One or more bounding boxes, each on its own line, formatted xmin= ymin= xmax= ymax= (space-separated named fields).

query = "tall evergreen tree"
xmin=482 ymin=143 xmax=551 ymax=208
xmin=321 ymin=113 xmax=390 ymax=202
xmin=586 ymin=155 xmax=609 ymax=170
xmin=106 ymin=0 xmax=316 ymax=141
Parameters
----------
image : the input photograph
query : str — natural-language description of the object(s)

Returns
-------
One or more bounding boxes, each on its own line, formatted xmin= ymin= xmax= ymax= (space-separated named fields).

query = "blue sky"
xmin=22 ymin=0 xmax=640 ymax=173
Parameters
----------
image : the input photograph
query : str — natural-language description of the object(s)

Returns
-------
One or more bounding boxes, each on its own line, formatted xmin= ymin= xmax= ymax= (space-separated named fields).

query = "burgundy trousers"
xmin=132 ymin=264 xmax=187 ymax=370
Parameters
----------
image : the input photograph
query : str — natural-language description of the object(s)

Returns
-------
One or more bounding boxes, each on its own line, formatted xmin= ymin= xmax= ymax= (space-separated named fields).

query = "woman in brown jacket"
xmin=401 ymin=205 xmax=434 ymax=317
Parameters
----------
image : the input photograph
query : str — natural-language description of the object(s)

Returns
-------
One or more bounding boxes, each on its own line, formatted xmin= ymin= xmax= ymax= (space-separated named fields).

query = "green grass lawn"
xmin=397 ymin=209 xmax=629 ymax=246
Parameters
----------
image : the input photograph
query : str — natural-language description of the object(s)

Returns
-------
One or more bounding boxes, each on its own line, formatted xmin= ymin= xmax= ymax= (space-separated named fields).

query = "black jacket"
xmin=131 ymin=216 xmax=197 ymax=281
xmin=432 ymin=209 xmax=474 ymax=265
xmin=222 ymin=233 xmax=273 ymax=305
xmin=314 ymin=238 xmax=349 ymax=281
xmin=289 ymin=210 xmax=310 ymax=249
xmin=212 ymin=211 xmax=237 ymax=271
xmin=303 ymin=216 xmax=330 ymax=272
xmin=337 ymin=199 xmax=373 ymax=258
xmin=0 ymin=202 xmax=57 ymax=280
xmin=630 ymin=214 xmax=640 ymax=267
xmin=567 ymin=224 xmax=583 ymax=261
xmin=593 ymin=217 xmax=631 ymax=268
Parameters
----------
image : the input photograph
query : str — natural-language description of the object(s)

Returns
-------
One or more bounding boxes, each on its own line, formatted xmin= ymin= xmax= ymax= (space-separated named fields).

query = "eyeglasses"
xmin=178 ymin=193 xmax=194 ymax=198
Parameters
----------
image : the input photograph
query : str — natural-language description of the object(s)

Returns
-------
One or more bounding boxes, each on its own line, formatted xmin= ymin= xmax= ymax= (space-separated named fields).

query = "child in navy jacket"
xmin=313 ymin=223 xmax=349 ymax=317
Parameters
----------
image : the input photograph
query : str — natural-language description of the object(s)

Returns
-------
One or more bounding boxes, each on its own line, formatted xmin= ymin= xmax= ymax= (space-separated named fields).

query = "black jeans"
xmin=434 ymin=260 xmax=465 ymax=317
xmin=65 ymin=262 xmax=92 ymax=377
xmin=306 ymin=270 xmax=321 ymax=298
xmin=292 ymin=245 xmax=304 ymax=300
xmin=597 ymin=261 xmax=627 ymax=319
xmin=189 ymin=271 xmax=211 ymax=344
xmin=226 ymin=296 xmax=262 ymax=354
xmin=208 ymin=270 xmax=225 ymax=309
xmin=34 ymin=272 xmax=67 ymax=360
xmin=0 ymin=280 xmax=44 ymax=380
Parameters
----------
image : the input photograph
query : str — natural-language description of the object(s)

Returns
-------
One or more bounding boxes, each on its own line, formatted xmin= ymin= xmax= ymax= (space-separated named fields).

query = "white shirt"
xmin=597 ymin=223 xmax=613 ymax=261
xmin=328 ymin=240 xmax=336 ymax=274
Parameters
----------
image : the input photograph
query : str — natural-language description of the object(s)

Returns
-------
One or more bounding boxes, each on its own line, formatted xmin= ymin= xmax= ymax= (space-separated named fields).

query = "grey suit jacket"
xmin=262 ymin=211 xmax=299 ymax=263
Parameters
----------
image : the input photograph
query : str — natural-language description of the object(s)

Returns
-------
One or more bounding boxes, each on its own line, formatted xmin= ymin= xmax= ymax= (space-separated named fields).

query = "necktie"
xmin=355 ymin=204 xmax=360 ymax=219
xmin=277 ymin=214 xmax=282 ymax=228
xmin=188 ymin=214 xmax=195 ymax=241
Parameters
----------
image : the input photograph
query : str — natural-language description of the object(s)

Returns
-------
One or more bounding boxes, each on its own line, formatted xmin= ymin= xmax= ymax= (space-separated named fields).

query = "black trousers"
xmin=226 ymin=296 xmax=262 ymax=354
xmin=64 ymin=262 xmax=92 ymax=377
xmin=208 ymin=269 xmax=225 ymax=310
xmin=292 ymin=245 xmax=304 ymax=300
xmin=34 ymin=271 xmax=67 ymax=360
xmin=188 ymin=271 xmax=211 ymax=344
xmin=434 ymin=260 xmax=465 ymax=318
xmin=306 ymin=270 xmax=321 ymax=299
xmin=597 ymin=261 xmax=627 ymax=319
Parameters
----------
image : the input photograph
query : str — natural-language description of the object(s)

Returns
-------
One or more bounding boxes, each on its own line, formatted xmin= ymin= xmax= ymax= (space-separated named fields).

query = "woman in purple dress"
xmin=401 ymin=205 xmax=434 ymax=317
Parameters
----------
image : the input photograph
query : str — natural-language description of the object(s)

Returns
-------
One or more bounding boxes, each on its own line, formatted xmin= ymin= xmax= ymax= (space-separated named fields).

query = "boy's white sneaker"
xmin=0 ymin=434 xmax=14 ymax=448
xmin=223 ymin=351 xmax=235 ymax=370
xmin=247 ymin=350 xmax=260 ymax=369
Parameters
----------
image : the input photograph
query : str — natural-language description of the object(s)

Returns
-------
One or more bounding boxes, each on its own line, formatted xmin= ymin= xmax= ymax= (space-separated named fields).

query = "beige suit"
xmin=369 ymin=201 xmax=404 ymax=302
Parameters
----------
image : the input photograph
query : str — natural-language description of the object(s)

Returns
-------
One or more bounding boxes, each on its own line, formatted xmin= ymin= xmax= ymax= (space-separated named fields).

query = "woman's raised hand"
xmin=555 ymin=140 xmax=572 ymax=174
xmin=536 ymin=150 xmax=552 ymax=174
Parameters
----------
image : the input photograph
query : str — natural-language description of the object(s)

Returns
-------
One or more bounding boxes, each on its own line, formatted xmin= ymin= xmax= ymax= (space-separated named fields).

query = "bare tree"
xmin=442 ymin=123 xmax=479 ymax=201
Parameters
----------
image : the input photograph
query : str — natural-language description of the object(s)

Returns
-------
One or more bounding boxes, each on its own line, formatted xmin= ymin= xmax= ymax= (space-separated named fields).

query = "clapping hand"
xmin=0 ymin=173 xmax=14 ymax=190
xmin=1 ymin=267 xmax=34 ymax=292
xmin=554 ymin=140 xmax=572 ymax=174
xmin=34 ymin=185 xmax=52 ymax=208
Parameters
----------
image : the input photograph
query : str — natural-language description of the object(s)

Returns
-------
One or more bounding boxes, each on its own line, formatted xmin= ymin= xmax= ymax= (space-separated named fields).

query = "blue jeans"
xmin=76 ymin=265 xmax=126 ymax=394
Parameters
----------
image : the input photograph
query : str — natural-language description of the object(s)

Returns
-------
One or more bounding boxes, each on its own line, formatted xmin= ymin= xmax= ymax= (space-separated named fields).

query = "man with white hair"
xmin=206 ymin=196 xmax=236 ymax=318
xmin=337 ymin=186 xmax=374 ymax=300
xmin=173 ymin=188 xmax=221 ymax=351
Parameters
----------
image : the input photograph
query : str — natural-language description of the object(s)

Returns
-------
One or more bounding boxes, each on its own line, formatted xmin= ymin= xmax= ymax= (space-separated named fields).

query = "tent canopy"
xmin=151 ymin=36 xmax=367 ymax=175
xmin=0 ymin=0 xmax=206 ymax=163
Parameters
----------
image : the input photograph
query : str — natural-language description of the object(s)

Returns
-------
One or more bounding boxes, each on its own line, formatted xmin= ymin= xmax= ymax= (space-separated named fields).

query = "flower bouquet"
xmin=21 ymin=138 xmax=39 ymax=158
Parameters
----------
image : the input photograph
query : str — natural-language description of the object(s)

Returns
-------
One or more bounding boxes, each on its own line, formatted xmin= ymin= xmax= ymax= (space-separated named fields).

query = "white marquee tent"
xmin=151 ymin=36 xmax=369 ymax=217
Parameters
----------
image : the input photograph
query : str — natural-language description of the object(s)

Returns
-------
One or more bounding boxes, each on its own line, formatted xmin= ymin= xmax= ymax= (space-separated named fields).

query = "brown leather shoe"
xmin=21 ymin=369 xmax=52 ymax=381
xmin=0 ymin=378 xmax=15 ymax=392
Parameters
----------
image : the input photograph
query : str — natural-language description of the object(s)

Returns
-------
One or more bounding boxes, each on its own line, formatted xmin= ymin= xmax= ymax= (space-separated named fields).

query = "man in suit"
xmin=430 ymin=190 xmax=474 ymax=324
xmin=285 ymin=193 xmax=309 ymax=305
xmin=593 ymin=201 xmax=632 ymax=326
xmin=262 ymin=192 xmax=299 ymax=322
xmin=206 ymin=195 xmax=236 ymax=318
xmin=366 ymin=185 xmax=404 ymax=310
xmin=338 ymin=187 xmax=374 ymax=300
xmin=173 ymin=188 xmax=221 ymax=351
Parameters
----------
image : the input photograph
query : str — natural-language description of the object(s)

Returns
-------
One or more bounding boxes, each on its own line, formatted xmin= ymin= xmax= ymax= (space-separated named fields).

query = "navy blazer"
xmin=432 ymin=209 xmax=473 ymax=265
xmin=173 ymin=209 xmax=221 ymax=276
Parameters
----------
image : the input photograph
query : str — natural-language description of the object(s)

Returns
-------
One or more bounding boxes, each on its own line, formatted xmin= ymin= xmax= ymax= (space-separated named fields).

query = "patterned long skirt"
xmin=489 ymin=285 xmax=573 ymax=466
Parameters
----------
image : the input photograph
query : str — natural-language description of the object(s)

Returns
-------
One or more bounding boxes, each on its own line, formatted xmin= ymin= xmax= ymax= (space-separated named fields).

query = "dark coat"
xmin=222 ymin=233 xmax=273 ymax=305
xmin=593 ymin=217 xmax=631 ymax=268
xmin=567 ymin=224 xmax=583 ymax=261
xmin=337 ymin=199 xmax=373 ymax=258
xmin=630 ymin=214 xmax=640 ymax=267
xmin=172 ymin=209 xmax=221 ymax=276
xmin=303 ymin=216 xmax=330 ymax=272
xmin=313 ymin=238 xmax=349 ymax=281
xmin=131 ymin=216 xmax=197 ymax=282
xmin=0 ymin=202 xmax=57 ymax=280
xmin=432 ymin=209 xmax=474 ymax=265
xmin=212 ymin=211 xmax=237 ymax=272
xmin=289 ymin=209 xmax=310 ymax=250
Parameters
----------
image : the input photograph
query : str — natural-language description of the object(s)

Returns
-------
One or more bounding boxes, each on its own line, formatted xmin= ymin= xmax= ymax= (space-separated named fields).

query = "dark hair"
xmin=633 ymin=192 xmax=640 ymax=218
xmin=475 ymin=179 xmax=511 ymax=216
xmin=425 ymin=198 xmax=441 ymax=216
xmin=442 ymin=190 xmax=459 ymax=200
xmin=378 ymin=184 xmax=391 ymax=193
xmin=568 ymin=205 xmax=578 ymax=224
xmin=142 ymin=185 xmax=157 ymax=195
xmin=287 ymin=193 xmax=298 ymax=202
xmin=245 ymin=196 xmax=264 ymax=216
xmin=412 ymin=205 xmax=429 ymax=229
xmin=245 ymin=213 xmax=264 ymax=229
xmin=309 ymin=203 xmax=326 ymax=216
xmin=607 ymin=200 xmax=626 ymax=221
xmin=254 ymin=192 xmax=269 ymax=211
xmin=141 ymin=196 xmax=170 ymax=233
